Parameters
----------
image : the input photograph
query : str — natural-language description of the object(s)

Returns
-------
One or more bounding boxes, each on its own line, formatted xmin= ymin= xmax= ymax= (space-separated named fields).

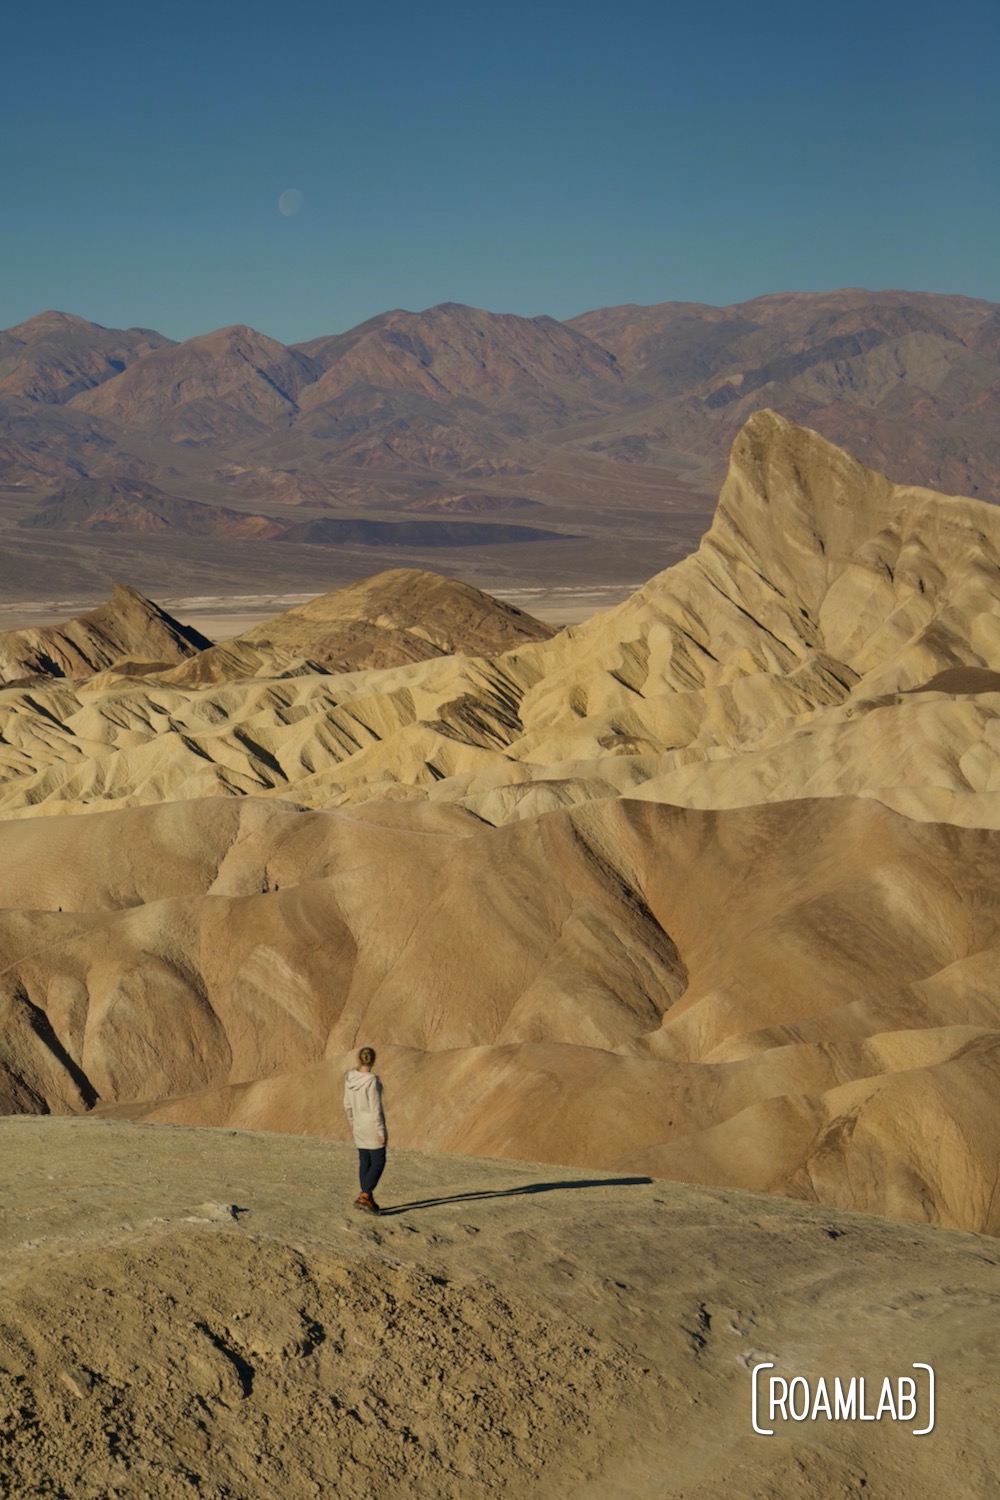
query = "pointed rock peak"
xmin=0 ymin=584 xmax=212 ymax=684
xmin=104 ymin=582 xmax=162 ymax=614
xmin=701 ymin=410 xmax=904 ymax=616
xmin=720 ymin=409 xmax=897 ymax=533
xmin=728 ymin=408 xmax=869 ymax=473
xmin=84 ymin=584 xmax=212 ymax=653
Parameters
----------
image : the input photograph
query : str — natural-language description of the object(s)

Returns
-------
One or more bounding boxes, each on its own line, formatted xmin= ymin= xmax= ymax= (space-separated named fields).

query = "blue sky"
xmin=2 ymin=0 xmax=997 ymax=343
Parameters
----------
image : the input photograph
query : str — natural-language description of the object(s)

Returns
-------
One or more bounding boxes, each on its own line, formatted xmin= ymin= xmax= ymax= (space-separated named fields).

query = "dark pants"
xmin=358 ymin=1147 xmax=386 ymax=1197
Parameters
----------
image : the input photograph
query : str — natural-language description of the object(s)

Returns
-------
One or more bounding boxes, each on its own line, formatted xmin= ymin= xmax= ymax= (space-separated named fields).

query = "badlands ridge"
xmin=3 ymin=410 xmax=1000 ymax=1236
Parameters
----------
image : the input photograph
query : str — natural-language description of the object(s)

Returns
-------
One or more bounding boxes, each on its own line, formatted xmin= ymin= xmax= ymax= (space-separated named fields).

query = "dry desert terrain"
xmin=3 ymin=408 xmax=1000 ymax=1493
xmin=1 ymin=1118 xmax=997 ymax=1498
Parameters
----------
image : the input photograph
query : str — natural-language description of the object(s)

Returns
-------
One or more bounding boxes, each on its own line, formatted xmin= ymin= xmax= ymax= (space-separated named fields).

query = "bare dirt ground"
xmin=1 ymin=1118 xmax=996 ymax=1499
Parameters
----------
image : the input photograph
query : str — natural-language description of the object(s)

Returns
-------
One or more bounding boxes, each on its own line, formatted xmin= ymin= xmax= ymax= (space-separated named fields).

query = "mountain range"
xmin=2 ymin=289 xmax=998 ymax=600
xmin=6 ymin=299 xmax=1000 ymax=1494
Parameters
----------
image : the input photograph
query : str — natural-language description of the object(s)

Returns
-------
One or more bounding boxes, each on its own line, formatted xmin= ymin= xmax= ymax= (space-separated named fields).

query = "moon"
xmin=278 ymin=189 xmax=304 ymax=217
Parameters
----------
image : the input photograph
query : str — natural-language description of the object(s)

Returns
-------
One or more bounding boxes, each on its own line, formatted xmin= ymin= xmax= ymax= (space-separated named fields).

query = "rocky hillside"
xmin=70 ymin=325 xmax=321 ymax=442
xmin=0 ymin=584 xmax=211 ymax=684
xmin=166 ymin=567 xmax=554 ymax=683
xmin=21 ymin=478 xmax=286 ymax=539
xmin=568 ymin=288 xmax=1000 ymax=498
xmin=0 ymin=311 xmax=172 ymax=404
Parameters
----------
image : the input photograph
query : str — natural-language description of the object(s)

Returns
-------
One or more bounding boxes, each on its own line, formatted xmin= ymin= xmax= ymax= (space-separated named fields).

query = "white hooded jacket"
xmin=343 ymin=1068 xmax=386 ymax=1149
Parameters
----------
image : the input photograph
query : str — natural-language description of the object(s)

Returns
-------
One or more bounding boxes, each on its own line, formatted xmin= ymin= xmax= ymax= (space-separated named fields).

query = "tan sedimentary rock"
xmin=3 ymin=412 xmax=1000 ymax=1237
xmin=1 ymin=789 xmax=998 ymax=1232
xmin=0 ymin=583 xmax=211 ymax=685
xmin=4 ymin=410 xmax=1000 ymax=822
xmin=162 ymin=567 xmax=554 ymax=684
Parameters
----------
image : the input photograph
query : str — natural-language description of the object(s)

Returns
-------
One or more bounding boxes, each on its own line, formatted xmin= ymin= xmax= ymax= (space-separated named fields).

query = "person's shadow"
xmin=378 ymin=1176 xmax=652 ymax=1217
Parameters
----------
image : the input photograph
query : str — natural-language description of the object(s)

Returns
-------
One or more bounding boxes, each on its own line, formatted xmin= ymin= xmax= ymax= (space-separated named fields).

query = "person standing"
xmin=343 ymin=1046 xmax=387 ymax=1213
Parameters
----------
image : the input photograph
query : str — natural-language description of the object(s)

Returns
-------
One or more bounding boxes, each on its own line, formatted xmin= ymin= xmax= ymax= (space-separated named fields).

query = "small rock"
xmin=59 ymin=1368 xmax=94 ymax=1400
xmin=189 ymin=1202 xmax=240 ymax=1223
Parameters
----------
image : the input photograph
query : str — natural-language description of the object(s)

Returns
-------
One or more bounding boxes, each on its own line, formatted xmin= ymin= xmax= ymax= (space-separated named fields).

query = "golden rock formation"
xmin=3 ymin=411 xmax=1000 ymax=1236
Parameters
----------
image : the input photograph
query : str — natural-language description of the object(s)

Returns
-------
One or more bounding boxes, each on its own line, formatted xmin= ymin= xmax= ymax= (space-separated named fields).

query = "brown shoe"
xmin=354 ymin=1192 xmax=374 ymax=1212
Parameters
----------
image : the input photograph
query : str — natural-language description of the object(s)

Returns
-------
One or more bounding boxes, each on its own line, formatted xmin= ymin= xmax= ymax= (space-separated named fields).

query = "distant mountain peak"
xmin=5 ymin=310 xmax=107 ymax=339
xmin=66 ymin=323 xmax=320 ymax=440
